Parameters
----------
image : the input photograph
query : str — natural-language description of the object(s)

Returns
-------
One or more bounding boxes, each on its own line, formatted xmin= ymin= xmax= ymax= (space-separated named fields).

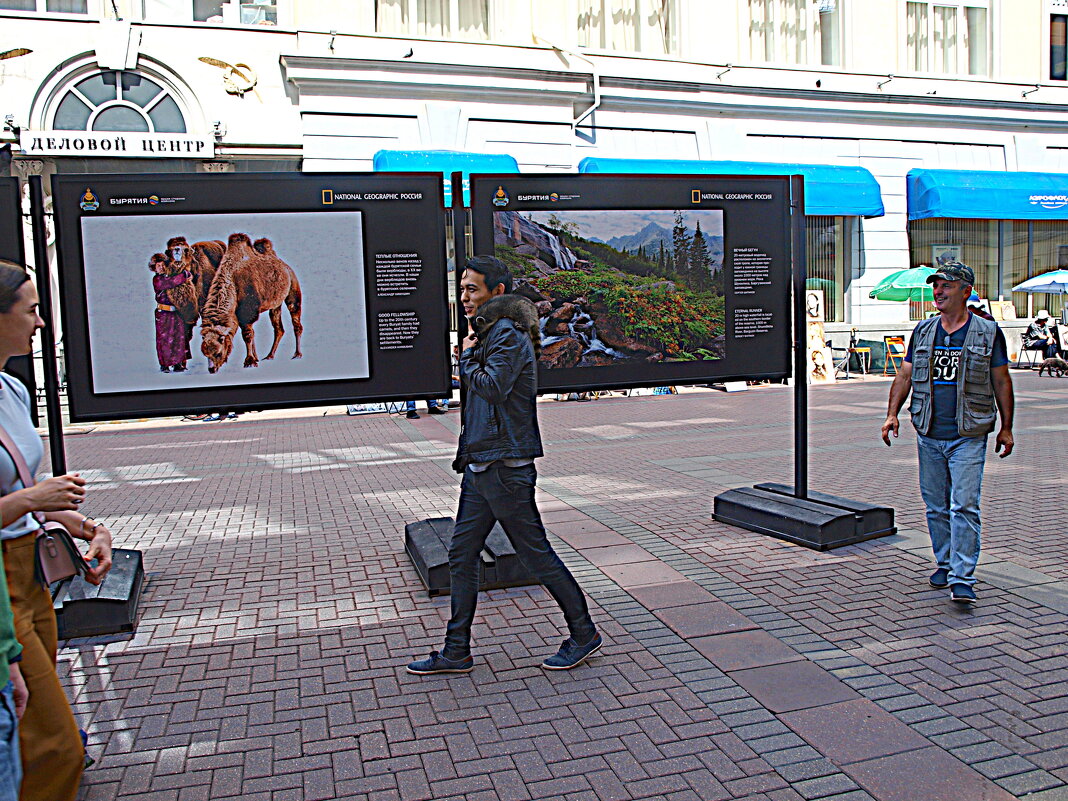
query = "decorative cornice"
xmin=281 ymin=55 xmax=592 ymax=106
xmin=280 ymin=53 xmax=1068 ymax=134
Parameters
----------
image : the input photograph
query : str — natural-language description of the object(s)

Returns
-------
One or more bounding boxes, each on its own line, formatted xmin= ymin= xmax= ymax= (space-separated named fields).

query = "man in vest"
xmin=881 ymin=261 xmax=1014 ymax=604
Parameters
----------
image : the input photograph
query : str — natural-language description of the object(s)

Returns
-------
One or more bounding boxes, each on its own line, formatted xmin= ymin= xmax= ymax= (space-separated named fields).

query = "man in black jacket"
xmin=407 ymin=256 xmax=601 ymax=675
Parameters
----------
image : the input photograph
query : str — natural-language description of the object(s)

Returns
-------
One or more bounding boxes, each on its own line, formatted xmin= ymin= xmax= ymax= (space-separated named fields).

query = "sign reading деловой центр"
xmin=20 ymin=131 xmax=213 ymax=159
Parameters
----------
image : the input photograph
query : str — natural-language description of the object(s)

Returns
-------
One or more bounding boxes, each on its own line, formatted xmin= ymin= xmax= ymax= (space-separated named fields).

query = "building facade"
xmin=4 ymin=0 xmax=1068 ymax=355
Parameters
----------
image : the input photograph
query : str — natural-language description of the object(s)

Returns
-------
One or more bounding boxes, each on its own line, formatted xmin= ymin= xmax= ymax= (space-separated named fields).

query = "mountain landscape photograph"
xmin=492 ymin=208 xmax=726 ymax=370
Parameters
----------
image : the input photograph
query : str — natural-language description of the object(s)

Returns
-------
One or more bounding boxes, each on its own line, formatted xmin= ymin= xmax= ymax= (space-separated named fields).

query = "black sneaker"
xmin=929 ymin=568 xmax=950 ymax=588
xmin=950 ymin=584 xmax=976 ymax=604
xmin=406 ymin=651 xmax=473 ymax=675
xmin=406 ymin=410 xmax=420 ymax=419
xmin=427 ymin=406 xmax=447 ymax=414
xmin=541 ymin=633 xmax=603 ymax=671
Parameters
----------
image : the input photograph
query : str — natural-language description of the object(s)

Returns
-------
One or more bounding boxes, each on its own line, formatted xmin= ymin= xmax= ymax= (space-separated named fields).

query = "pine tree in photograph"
xmin=690 ymin=220 xmax=712 ymax=291
xmin=672 ymin=210 xmax=691 ymax=282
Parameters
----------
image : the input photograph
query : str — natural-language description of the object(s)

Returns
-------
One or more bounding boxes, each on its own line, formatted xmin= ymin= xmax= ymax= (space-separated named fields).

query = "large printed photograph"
xmin=493 ymin=209 xmax=726 ymax=369
xmin=80 ymin=211 xmax=369 ymax=393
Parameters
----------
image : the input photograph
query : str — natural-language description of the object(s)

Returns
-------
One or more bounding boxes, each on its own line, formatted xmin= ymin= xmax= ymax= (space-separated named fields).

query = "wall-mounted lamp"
xmin=2 ymin=115 xmax=18 ymax=135
xmin=211 ymin=120 xmax=227 ymax=139
xmin=716 ymin=64 xmax=733 ymax=80
xmin=1022 ymin=84 xmax=1041 ymax=98
xmin=328 ymin=30 xmax=336 ymax=53
xmin=877 ymin=74 xmax=894 ymax=90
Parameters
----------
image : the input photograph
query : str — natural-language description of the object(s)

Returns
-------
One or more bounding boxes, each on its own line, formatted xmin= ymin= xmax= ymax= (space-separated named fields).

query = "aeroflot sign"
xmin=1029 ymin=194 xmax=1068 ymax=210
xmin=20 ymin=131 xmax=214 ymax=159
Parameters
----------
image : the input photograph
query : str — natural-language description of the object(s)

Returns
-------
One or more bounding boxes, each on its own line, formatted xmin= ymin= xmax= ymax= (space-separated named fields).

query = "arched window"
xmin=51 ymin=70 xmax=187 ymax=134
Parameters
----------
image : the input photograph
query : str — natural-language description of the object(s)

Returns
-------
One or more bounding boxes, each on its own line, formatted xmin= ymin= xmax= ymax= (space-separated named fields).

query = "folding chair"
xmin=883 ymin=336 xmax=905 ymax=376
xmin=1014 ymin=344 xmax=1045 ymax=369
xmin=829 ymin=339 xmax=852 ymax=379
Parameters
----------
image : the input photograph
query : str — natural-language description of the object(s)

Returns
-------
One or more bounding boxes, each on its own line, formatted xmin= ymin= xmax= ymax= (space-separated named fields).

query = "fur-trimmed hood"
xmin=471 ymin=295 xmax=541 ymax=357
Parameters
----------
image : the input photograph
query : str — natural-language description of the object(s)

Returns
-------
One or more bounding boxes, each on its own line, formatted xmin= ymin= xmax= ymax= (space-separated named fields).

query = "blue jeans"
xmin=0 ymin=681 xmax=21 ymax=801
xmin=916 ymin=433 xmax=987 ymax=587
xmin=406 ymin=400 xmax=442 ymax=411
xmin=443 ymin=463 xmax=595 ymax=659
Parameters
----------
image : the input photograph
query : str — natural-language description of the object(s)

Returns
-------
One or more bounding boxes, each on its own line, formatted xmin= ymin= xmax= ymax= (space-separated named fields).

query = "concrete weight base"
xmin=53 ymin=548 xmax=144 ymax=639
xmin=405 ymin=517 xmax=538 ymax=597
xmin=713 ymin=486 xmax=895 ymax=551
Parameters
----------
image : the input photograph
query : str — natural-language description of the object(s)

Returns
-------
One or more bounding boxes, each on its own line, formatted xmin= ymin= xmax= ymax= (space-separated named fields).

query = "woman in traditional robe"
xmin=150 ymin=253 xmax=193 ymax=372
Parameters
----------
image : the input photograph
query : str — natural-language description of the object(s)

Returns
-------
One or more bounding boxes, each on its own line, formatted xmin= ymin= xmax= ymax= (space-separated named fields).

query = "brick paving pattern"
xmin=52 ymin=370 xmax=1068 ymax=800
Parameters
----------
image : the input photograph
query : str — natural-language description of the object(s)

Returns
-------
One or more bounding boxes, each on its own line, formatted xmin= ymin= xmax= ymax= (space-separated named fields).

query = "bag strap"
xmin=0 ymin=422 xmax=45 ymax=526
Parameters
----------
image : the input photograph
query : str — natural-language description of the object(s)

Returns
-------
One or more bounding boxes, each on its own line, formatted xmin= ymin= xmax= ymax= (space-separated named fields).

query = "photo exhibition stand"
xmin=28 ymin=175 xmax=143 ymax=637
xmin=712 ymin=177 xmax=896 ymax=550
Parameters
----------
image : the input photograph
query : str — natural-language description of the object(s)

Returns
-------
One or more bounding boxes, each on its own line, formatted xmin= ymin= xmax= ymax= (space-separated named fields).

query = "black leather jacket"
xmin=452 ymin=317 xmax=543 ymax=472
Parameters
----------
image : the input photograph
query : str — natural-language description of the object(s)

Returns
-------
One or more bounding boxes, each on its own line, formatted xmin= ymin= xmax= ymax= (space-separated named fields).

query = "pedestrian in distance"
xmin=407 ymin=256 xmax=601 ymax=675
xmin=881 ymin=261 xmax=1014 ymax=604
xmin=404 ymin=400 xmax=446 ymax=419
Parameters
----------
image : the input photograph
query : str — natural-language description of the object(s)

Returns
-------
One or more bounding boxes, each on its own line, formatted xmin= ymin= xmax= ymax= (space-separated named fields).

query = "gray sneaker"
xmin=541 ymin=633 xmax=603 ymax=670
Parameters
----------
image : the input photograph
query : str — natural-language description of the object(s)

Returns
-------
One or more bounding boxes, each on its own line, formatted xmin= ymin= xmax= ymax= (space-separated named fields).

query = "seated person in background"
xmin=1024 ymin=310 xmax=1058 ymax=358
xmin=967 ymin=292 xmax=995 ymax=321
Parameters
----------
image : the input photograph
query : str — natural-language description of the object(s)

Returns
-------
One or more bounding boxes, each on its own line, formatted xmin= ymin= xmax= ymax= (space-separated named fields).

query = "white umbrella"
xmin=1012 ymin=269 xmax=1068 ymax=294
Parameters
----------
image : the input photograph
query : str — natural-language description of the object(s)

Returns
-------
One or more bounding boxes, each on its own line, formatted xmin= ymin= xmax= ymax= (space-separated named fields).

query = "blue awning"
xmin=372 ymin=149 xmax=519 ymax=207
xmin=578 ymin=157 xmax=885 ymax=218
xmin=908 ymin=168 xmax=1068 ymax=221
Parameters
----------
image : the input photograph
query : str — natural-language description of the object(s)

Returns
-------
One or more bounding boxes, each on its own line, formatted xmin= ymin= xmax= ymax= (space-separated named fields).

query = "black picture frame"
xmin=52 ymin=172 xmax=451 ymax=422
xmin=469 ymin=173 xmax=794 ymax=393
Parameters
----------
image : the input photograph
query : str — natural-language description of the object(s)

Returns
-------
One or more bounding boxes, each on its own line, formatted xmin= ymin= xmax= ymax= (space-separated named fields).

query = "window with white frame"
xmin=577 ymin=0 xmax=679 ymax=55
xmin=0 ymin=0 xmax=88 ymax=12
xmin=748 ymin=0 xmax=842 ymax=67
xmin=905 ymin=2 xmax=989 ymax=76
xmin=375 ymin=0 xmax=489 ymax=41
xmin=51 ymin=70 xmax=187 ymax=133
xmin=193 ymin=0 xmax=277 ymax=25
xmin=1052 ymin=12 xmax=1067 ymax=80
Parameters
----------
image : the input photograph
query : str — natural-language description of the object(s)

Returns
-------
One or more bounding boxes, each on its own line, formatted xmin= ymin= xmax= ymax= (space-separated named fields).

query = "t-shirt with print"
xmin=905 ymin=316 xmax=1009 ymax=440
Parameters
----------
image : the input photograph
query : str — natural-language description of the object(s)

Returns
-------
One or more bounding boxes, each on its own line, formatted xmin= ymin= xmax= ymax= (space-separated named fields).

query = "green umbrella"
xmin=868 ymin=266 xmax=938 ymax=302
xmin=805 ymin=277 xmax=837 ymax=293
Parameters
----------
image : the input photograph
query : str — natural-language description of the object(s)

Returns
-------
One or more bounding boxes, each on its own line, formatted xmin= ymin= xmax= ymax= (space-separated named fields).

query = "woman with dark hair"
xmin=0 ymin=259 xmax=113 ymax=801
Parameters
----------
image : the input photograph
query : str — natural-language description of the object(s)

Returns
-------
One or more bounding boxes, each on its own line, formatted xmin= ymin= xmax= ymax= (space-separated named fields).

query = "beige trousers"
xmin=3 ymin=535 xmax=83 ymax=801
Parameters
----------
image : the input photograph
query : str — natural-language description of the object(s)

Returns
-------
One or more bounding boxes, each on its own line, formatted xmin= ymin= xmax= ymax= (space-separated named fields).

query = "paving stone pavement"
xmin=51 ymin=370 xmax=1068 ymax=801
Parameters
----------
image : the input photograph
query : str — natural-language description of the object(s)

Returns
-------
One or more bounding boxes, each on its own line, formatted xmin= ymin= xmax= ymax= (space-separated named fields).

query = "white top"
xmin=0 ymin=373 xmax=43 ymax=540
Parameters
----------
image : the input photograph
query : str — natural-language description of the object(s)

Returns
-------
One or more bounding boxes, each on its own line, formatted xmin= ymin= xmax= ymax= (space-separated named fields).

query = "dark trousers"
xmin=1025 ymin=340 xmax=1058 ymax=358
xmin=443 ymin=463 xmax=595 ymax=659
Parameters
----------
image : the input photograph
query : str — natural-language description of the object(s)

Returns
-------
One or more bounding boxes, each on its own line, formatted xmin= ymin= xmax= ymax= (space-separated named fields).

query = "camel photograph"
xmin=199 ymin=232 xmax=303 ymax=374
xmin=79 ymin=210 xmax=370 ymax=393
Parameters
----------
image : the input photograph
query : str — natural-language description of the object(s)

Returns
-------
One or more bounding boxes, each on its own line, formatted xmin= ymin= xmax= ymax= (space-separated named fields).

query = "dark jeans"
xmin=1025 ymin=340 xmax=1058 ymax=358
xmin=443 ymin=463 xmax=595 ymax=659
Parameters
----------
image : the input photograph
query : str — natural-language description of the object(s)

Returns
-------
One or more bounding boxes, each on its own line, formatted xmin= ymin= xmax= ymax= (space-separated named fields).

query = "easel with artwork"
xmin=805 ymin=289 xmax=835 ymax=384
